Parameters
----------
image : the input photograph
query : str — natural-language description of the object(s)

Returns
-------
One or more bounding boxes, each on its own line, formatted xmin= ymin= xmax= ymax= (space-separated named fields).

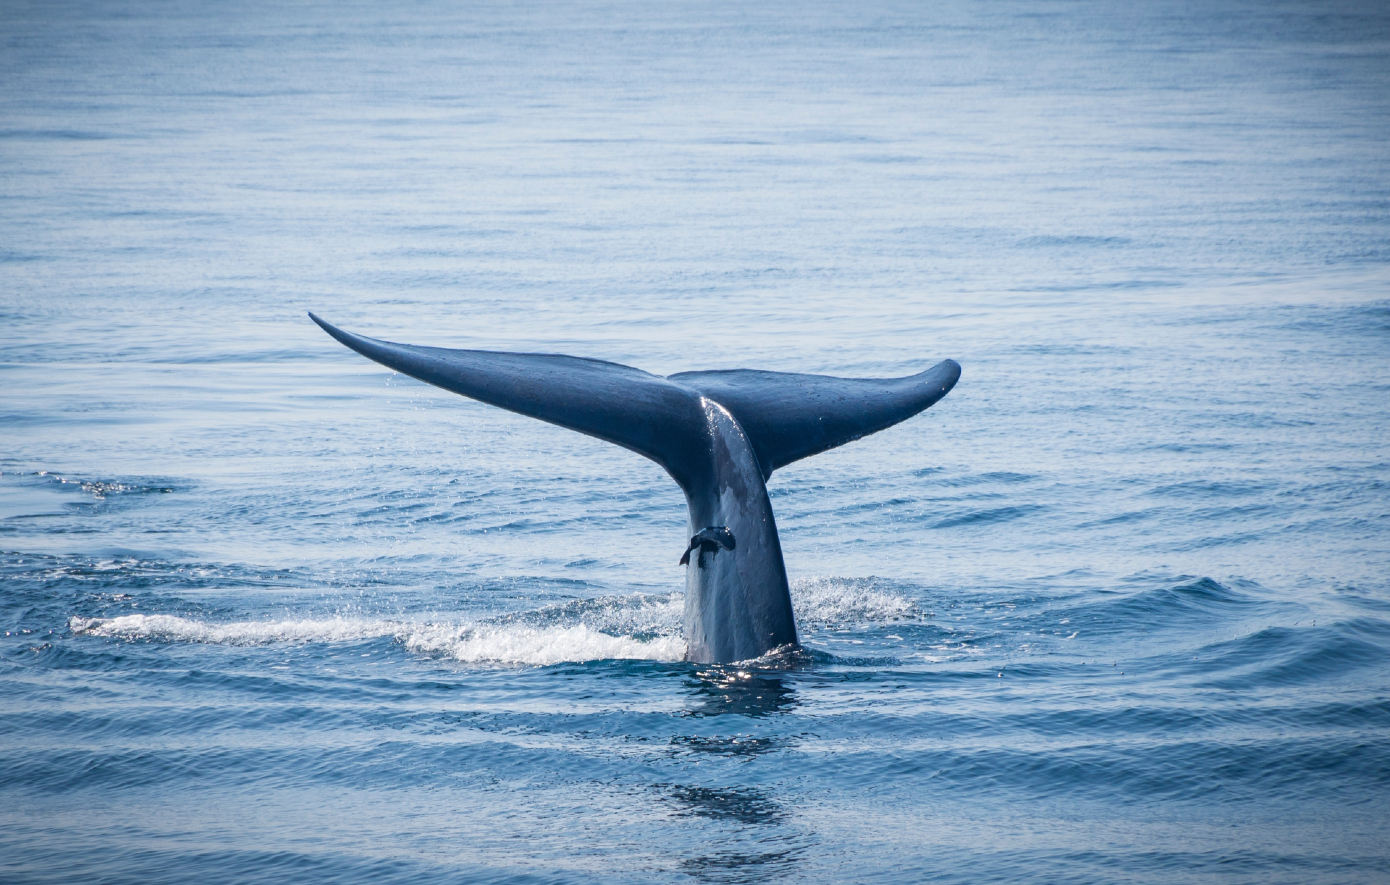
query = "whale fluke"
xmin=309 ymin=312 xmax=712 ymax=489
xmin=669 ymin=365 xmax=960 ymax=479
xmin=310 ymin=312 xmax=959 ymax=663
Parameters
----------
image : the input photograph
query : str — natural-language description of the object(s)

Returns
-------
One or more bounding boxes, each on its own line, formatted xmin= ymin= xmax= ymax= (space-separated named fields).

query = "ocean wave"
xmin=1193 ymin=618 xmax=1390 ymax=688
xmin=1057 ymin=576 xmax=1272 ymax=636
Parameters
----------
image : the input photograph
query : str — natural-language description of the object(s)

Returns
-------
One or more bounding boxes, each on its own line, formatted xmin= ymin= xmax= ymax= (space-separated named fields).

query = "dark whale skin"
xmin=309 ymin=312 xmax=959 ymax=664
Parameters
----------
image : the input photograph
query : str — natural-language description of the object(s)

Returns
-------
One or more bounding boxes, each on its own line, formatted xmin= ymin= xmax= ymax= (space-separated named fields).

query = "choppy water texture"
xmin=3 ymin=1 xmax=1390 ymax=882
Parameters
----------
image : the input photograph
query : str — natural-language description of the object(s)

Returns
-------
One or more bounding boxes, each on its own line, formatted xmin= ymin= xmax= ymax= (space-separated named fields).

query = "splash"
xmin=790 ymin=577 xmax=920 ymax=628
xmin=508 ymin=591 xmax=684 ymax=637
xmin=402 ymin=622 xmax=685 ymax=665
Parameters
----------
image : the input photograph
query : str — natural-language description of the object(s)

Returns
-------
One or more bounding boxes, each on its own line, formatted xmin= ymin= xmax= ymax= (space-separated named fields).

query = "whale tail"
xmin=310 ymin=312 xmax=959 ymax=663
xmin=308 ymin=312 xmax=960 ymax=486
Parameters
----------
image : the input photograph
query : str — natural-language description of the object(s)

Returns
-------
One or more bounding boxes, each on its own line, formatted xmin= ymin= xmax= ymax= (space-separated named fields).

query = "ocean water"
xmin=3 ymin=0 xmax=1390 ymax=882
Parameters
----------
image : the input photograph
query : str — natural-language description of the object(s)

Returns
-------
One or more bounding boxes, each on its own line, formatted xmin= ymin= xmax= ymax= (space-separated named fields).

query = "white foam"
xmin=69 ymin=612 xmax=686 ymax=666
xmin=522 ymin=592 xmax=683 ymax=637
xmin=790 ymin=576 xmax=920 ymax=627
xmin=403 ymin=622 xmax=686 ymax=665
xmin=69 ymin=614 xmax=400 ymax=645
xmin=69 ymin=580 xmax=913 ymax=665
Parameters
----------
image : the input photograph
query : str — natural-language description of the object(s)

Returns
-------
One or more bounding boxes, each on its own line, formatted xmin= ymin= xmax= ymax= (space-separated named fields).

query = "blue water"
xmin=3 ymin=1 xmax=1390 ymax=882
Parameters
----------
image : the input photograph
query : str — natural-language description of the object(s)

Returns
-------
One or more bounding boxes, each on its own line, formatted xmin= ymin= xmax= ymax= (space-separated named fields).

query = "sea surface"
xmin=3 ymin=1 xmax=1389 ymax=882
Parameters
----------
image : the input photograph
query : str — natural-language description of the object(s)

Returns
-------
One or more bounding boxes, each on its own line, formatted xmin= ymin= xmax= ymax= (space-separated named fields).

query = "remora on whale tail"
xmin=309 ymin=313 xmax=960 ymax=664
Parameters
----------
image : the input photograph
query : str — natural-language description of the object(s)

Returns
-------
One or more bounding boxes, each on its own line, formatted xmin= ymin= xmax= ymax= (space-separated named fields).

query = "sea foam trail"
xmin=68 ymin=578 xmax=919 ymax=666
xmin=68 ymin=613 xmax=686 ymax=665
xmin=68 ymin=614 xmax=401 ymax=645
xmin=403 ymin=623 xmax=686 ymax=665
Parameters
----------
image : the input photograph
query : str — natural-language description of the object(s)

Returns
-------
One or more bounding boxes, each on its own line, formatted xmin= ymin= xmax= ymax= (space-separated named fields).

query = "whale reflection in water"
xmin=684 ymin=668 xmax=800 ymax=721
